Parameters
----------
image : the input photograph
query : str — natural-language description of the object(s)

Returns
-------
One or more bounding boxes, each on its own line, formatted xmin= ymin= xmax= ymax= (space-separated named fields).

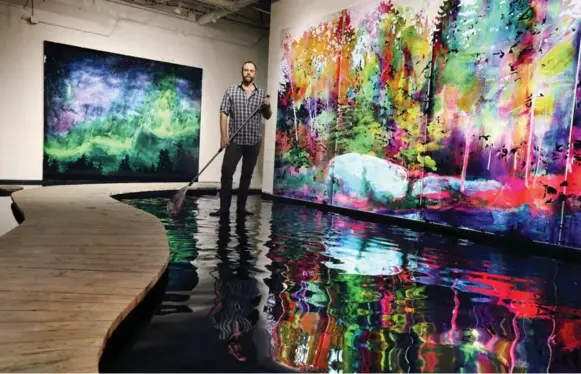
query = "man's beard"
xmin=243 ymin=76 xmax=253 ymax=83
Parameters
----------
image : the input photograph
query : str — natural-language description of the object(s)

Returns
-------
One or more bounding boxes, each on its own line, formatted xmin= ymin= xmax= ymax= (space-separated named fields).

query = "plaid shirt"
xmin=219 ymin=83 xmax=267 ymax=146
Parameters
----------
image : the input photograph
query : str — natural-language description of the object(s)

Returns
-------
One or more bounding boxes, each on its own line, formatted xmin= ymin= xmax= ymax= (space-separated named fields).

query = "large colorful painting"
xmin=274 ymin=0 xmax=581 ymax=249
xmin=43 ymin=41 xmax=202 ymax=183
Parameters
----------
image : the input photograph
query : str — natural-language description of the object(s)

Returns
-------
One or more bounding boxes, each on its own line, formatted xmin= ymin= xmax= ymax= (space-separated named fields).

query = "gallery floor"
xmin=1 ymin=183 xmax=581 ymax=372
xmin=0 ymin=183 xmax=203 ymax=372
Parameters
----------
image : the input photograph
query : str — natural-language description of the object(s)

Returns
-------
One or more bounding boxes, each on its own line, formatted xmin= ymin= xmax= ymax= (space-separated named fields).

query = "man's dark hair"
xmin=241 ymin=60 xmax=257 ymax=70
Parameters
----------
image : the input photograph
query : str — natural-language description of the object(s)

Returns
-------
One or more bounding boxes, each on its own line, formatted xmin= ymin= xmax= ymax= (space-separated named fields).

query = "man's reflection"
xmin=208 ymin=214 xmax=261 ymax=362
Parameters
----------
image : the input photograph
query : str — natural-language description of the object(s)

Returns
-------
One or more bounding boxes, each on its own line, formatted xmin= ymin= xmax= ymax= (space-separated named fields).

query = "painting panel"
xmin=424 ymin=0 xmax=581 ymax=246
xmin=273 ymin=0 xmax=581 ymax=249
xmin=329 ymin=0 xmax=439 ymax=220
xmin=43 ymin=41 xmax=203 ymax=183
xmin=273 ymin=11 xmax=346 ymax=203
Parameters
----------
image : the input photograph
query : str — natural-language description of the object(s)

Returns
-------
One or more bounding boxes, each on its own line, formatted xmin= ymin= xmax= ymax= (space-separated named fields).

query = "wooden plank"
xmin=0 ymin=291 xmax=133 ymax=304
xmin=0 ymin=259 xmax=165 ymax=273
xmin=0 ymin=339 xmax=102 ymax=356
xmin=0 ymin=310 xmax=123 ymax=323
xmin=0 ymin=301 xmax=138 ymax=313
xmin=0 ymin=250 xmax=168 ymax=262
xmin=4 ymin=229 xmax=166 ymax=236
xmin=0 ymin=348 xmax=99 ymax=372
xmin=0 ymin=321 xmax=113 ymax=332
xmin=0 ymin=182 xmax=214 ymax=372
xmin=0 ymin=283 xmax=149 ymax=296
xmin=2 ymin=243 xmax=170 ymax=256
xmin=0 ymin=268 xmax=162 ymax=287
xmin=0 ymin=247 xmax=170 ymax=257
xmin=0 ymin=277 xmax=157 ymax=293
xmin=0 ymin=327 xmax=109 ymax=344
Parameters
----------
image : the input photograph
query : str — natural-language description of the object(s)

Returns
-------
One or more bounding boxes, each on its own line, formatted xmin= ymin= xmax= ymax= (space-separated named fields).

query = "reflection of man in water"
xmin=209 ymin=215 xmax=261 ymax=362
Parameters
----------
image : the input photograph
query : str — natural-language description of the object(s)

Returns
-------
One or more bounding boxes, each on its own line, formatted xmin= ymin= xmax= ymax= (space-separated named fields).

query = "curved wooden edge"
xmin=0 ymin=182 xmax=221 ymax=372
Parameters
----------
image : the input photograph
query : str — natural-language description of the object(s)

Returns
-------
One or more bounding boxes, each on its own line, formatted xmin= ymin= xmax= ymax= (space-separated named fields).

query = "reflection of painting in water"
xmin=274 ymin=0 xmax=581 ymax=250
xmin=121 ymin=197 xmax=199 ymax=317
xmin=119 ymin=196 xmax=581 ymax=373
xmin=264 ymin=203 xmax=581 ymax=373
xmin=209 ymin=215 xmax=261 ymax=362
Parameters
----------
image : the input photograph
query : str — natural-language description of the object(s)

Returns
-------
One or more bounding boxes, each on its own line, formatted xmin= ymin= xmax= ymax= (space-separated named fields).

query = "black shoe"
xmin=237 ymin=209 xmax=253 ymax=216
xmin=209 ymin=209 xmax=228 ymax=217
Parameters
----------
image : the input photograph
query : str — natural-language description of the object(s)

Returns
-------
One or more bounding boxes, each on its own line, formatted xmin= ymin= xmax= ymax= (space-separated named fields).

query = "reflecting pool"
xmin=111 ymin=195 xmax=581 ymax=373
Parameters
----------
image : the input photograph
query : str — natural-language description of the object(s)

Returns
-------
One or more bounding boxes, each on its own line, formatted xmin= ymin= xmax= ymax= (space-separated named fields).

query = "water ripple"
xmin=117 ymin=195 xmax=581 ymax=373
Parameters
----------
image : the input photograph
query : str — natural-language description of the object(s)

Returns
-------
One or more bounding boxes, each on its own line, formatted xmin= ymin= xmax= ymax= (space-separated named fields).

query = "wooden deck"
xmin=0 ymin=182 xmax=220 ymax=372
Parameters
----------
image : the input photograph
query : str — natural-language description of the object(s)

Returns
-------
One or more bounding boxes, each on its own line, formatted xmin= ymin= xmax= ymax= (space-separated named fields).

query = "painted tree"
xmin=391 ymin=13 xmax=434 ymax=173
xmin=337 ymin=12 xmax=383 ymax=156
xmin=280 ymin=15 xmax=345 ymax=164
xmin=118 ymin=154 xmax=131 ymax=172
xmin=329 ymin=0 xmax=437 ymax=178
xmin=429 ymin=0 xmax=516 ymax=189
xmin=424 ymin=0 xmax=462 ymax=177
xmin=280 ymin=33 xmax=301 ymax=141
xmin=305 ymin=18 xmax=345 ymax=166
xmin=448 ymin=0 xmax=486 ymax=191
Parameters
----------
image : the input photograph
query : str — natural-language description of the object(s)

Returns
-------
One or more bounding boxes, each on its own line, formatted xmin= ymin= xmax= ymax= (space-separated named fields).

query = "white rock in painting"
xmin=411 ymin=175 xmax=459 ymax=196
xmin=326 ymin=152 xmax=409 ymax=201
xmin=411 ymin=174 xmax=503 ymax=196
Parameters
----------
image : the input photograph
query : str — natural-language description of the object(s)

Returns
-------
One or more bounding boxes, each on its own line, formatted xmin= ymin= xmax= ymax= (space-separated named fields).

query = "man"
xmin=210 ymin=61 xmax=272 ymax=217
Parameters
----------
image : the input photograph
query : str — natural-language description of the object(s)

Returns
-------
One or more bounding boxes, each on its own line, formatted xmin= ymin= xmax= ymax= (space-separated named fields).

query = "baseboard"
xmin=41 ymin=179 xmax=195 ymax=186
xmin=0 ymin=180 xmax=42 ymax=185
xmin=0 ymin=179 xmax=263 ymax=188
xmin=261 ymin=192 xmax=581 ymax=263
xmin=112 ymin=188 xmax=262 ymax=200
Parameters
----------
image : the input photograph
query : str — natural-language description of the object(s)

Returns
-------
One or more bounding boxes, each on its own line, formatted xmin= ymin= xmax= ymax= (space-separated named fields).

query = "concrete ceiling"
xmin=110 ymin=0 xmax=271 ymax=30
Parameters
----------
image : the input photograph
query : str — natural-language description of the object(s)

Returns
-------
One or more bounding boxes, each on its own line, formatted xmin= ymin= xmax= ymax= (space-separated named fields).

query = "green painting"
xmin=43 ymin=41 xmax=203 ymax=183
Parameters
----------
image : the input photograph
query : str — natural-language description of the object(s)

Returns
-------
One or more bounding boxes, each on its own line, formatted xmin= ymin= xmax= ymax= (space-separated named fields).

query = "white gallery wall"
xmin=0 ymin=0 xmax=268 ymax=188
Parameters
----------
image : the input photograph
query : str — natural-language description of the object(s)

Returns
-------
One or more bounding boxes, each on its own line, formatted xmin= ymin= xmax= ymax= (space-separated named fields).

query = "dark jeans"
xmin=219 ymin=142 xmax=261 ymax=212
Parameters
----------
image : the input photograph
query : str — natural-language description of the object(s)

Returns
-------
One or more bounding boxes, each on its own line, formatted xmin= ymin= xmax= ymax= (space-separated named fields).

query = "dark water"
xmin=110 ymin=195 xmax=581 ymax=373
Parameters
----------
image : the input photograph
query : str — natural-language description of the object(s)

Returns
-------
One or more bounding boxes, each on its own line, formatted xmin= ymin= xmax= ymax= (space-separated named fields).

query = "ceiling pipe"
xmin=252 ymin=5 xmax=269 ymax=15
xmin=196 ymin=0 xmax=260 ymax=25
xmin=186 ymin=0 xmax=238 ymax=10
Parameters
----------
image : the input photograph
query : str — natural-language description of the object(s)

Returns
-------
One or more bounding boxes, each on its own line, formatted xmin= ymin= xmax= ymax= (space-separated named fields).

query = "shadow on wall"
xmin=272 ymin=0 xmax=581 ymax=251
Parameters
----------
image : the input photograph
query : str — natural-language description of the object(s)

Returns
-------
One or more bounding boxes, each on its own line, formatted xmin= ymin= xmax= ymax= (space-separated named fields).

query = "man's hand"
xmin=221 ymin=136 xmax=230 ymax=148
xmin=262 ymin=94 xmax=272 ymax=120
